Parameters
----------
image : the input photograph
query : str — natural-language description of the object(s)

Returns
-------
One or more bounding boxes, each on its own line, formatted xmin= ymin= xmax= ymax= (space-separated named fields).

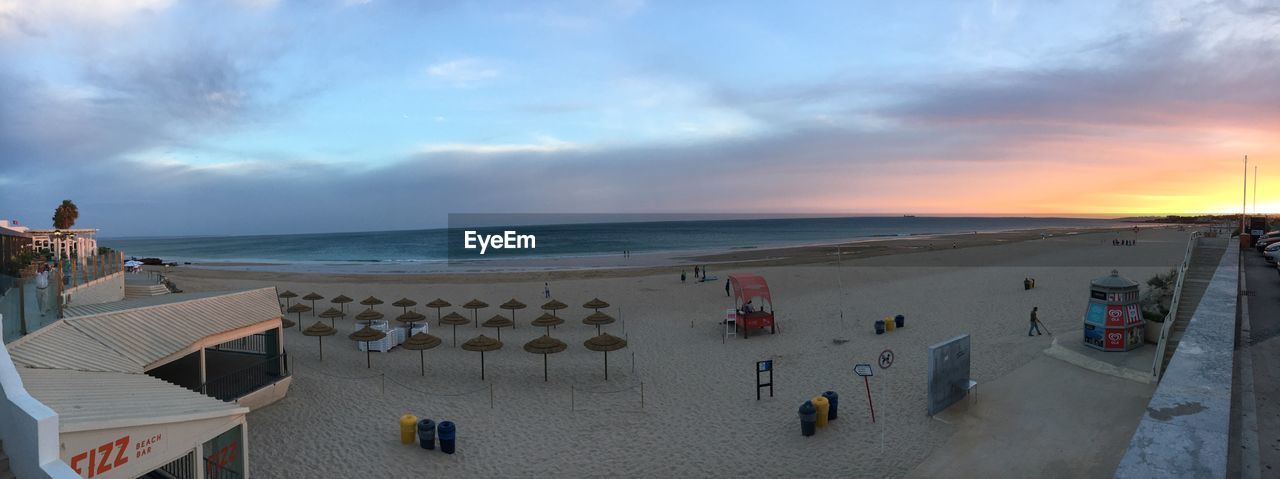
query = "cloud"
xmin=417 ymin=137 xmax=578 ymax=156
xmin=425 ymin=58 xmax=499 ymax=87
xmin=0 ymin=0 xmax=174 ymax=38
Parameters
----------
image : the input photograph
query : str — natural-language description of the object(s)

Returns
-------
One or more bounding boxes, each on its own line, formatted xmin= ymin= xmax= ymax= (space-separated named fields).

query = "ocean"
xmin=99 ymin=216 xmax=1126 ymax=273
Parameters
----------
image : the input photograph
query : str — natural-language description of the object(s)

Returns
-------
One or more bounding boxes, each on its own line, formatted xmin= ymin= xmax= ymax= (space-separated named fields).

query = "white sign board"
xmin=854 ymin=364 xmax=874 ymax=377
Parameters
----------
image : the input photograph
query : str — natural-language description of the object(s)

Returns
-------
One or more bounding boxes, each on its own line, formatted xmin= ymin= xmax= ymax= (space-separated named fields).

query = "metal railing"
xmin=211 ymin=333 xmax=269 ymax=355
xmin=200 ymin=353 xmax=290 ymax=401
xmin=1151 ymin=230 xmax=1203 ymax=380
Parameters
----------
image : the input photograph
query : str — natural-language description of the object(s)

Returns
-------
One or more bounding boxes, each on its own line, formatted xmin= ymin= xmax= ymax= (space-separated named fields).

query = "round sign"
xmin=878 ymin=349 xmax=894 ymax=369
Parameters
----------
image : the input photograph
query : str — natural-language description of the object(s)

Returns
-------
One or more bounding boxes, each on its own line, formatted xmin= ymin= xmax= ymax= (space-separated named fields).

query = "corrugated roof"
xmin=18 ymin=368 xmax=246 ymax=432
xmin=9 ymin=288 xmax=282 ymax=372
xmin=64 ymin=290 xmax=230 ymax=317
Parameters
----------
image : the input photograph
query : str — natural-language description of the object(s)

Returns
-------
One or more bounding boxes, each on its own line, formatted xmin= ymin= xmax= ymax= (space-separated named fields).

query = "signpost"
xmin=877 ymin=349 xmax=893 ymax=454
xmin=756 ymin=359 xmax=773 ymax=400
xmin=855 ymin=363 xmax=875 ymax=423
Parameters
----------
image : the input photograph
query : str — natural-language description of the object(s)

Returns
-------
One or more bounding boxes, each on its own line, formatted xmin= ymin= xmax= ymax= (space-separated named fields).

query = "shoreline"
xmin=161 ymin=225 xmax=1156 ymax=285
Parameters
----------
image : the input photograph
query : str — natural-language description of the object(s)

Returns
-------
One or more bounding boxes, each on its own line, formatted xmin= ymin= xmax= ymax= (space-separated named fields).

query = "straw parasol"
xmin=523 ymin=335 xmax=567 ymax=381
xmin=500 ymin=299 xmax=526 ymax=330
xmin=396 ymin=310 xmax=427 ymax=337
xmin=281 ymin=316 xmax=296 ymax=329
xmin=286 ymin=303 xmax=311 ymax=331
xmin=584 ymin=333 xmax=628 ymax=380
xmin=355 ymin=307 xmax=384 ymax=327
xmin=583 ymin=298 xmax=610 ymax=312
xmin=278 ymin=290 xmax=298 ymax=310
xmin=318 ymin=307 xmax=345 ymax=328
xmin=425 ymin=299 xmax=451 ymax=324
xmin=462 ymin=299 xmax=489 ymax=327
xmin=331 ymin=294 xmax=354 ymax=314
xmin=392 ymin=298 xmax=417 ymax=315
xmin=302 ymin=321 xmax=336 ymax=361
xmin=461 ymin=335 xmax=503 ymax=380
xmin=360 ymin=295 xmax=383 ymax=307
xmin=481 ymin=314 xmax=513 ymax=340
xmin=542 ymin=299 xmax=568 ymax=317
xmin=349 ymin=326 xmax=387 ymax=368
xmin=583 ymin=311 xmax=615 ymax=335
xmin=402 ymin=332 xmax=442 ymax=376
xmin=531 ymin=313 xmax=564 ymax=336
xmin=440 ymin=312 xmax=470 ymax=347
xmin=302 ymin=292 xmax=324 ymax=315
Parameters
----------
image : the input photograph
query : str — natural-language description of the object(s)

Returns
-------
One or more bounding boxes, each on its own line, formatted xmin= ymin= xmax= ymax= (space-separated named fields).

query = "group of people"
xmin=1111 ymin=239 xmax=1137 ymax=246
xmin=681 ymin=265 xmax=712 ymax=284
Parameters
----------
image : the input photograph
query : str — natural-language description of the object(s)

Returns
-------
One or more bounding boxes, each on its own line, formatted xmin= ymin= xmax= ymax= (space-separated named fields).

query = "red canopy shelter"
xmin=729 ymin=274 xmax=776 ymax=339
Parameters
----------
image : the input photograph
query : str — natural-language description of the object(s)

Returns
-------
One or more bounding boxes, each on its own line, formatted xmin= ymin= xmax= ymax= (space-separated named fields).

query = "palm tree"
xmin=52 ymin=200 xmax=78 ymax=230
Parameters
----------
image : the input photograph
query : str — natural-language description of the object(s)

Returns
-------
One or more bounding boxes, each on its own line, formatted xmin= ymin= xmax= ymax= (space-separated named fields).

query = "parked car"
xmin=1257 ymin=235 xmax=1280 ymax=252
xmin=1264 ymin=242 xmax=1280 ymax=264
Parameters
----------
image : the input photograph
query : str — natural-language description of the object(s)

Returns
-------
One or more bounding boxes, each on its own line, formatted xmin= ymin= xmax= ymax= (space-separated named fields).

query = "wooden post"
xmin=199 ymin=348 xmax=207 ymax=394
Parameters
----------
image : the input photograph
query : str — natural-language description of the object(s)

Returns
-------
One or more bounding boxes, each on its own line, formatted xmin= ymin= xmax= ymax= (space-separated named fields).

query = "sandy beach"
xmin=163 ymin=227 xmax=1191 ymax=478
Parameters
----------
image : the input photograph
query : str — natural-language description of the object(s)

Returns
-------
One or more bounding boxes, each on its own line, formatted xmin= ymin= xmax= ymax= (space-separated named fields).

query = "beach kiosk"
xmin=1082 ymin=270 xmax=1144 ymax=351
xmin=728 ymin=274 xmax=776 ymax=339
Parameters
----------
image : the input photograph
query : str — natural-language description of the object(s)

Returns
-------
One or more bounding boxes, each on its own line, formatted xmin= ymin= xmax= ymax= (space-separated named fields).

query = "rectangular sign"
xmin=927 ymin=334 xmax=971 ymax=416
xmin=854 ymin=364 xmax=873 ymax=377
xmin=757 ymin=360 xmax=772 ymax=372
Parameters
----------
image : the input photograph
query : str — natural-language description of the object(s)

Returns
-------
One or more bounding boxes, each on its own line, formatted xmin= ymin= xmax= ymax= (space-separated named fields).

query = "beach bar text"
xmin=463 ymin=230 xmax=536 ymax=254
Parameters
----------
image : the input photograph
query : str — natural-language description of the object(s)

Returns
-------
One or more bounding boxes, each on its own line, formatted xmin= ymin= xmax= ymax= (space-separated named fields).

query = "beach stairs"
xmin=1158 ymin=236 xmax=1228 ymax=379
xmin=0 ymin=440 xmax=13 ymax=479
xmin=124 ymin=274 xmax=171 ymax=299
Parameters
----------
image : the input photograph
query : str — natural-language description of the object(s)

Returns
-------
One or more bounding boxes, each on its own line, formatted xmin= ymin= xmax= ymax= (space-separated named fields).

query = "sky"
xmin=1 ymin=0 xmax=1278 ymax=236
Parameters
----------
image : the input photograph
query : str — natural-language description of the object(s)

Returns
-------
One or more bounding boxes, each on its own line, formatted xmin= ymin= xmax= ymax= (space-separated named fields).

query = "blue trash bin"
xmin=895 ymin=315 xmax=905 ymax=329
xmin=822 ymin=391 xmax=839 ymax=421
xmin=874 ymin=320 xmax=885 ymax=335
xmin=799 ymin=401 xmax=817 ymax=437
xmin=417 ymin=419 xmax=436 ymax=450
xmin=438 ymin=421 xmax=456 ymax=454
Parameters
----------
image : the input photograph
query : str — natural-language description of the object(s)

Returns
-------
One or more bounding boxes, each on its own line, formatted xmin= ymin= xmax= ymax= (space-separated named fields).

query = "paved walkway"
xmin=907 ymin=355 xmax=1155 ymax=479
xmin=1242 ymin=250 xmax=1280 ymax=476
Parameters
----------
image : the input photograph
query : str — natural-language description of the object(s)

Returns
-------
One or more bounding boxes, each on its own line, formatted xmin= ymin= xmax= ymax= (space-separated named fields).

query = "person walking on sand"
xmin=543 ymin=282 xmax=550 ymax=299
xmin=694 ymin=265 xmax=700 ymax=279
xmin=1028 ymin=307 xmax=1042 ymax=336
xmin=681 ymin=271 xmax=686 ymax=283
xmin=725 ymin=278 xmax=731 ymax=297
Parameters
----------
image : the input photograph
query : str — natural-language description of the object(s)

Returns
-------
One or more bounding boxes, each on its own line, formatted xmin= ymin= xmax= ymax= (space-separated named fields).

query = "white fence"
xmin=1150 ymin=230 xmax=1203 ymax=381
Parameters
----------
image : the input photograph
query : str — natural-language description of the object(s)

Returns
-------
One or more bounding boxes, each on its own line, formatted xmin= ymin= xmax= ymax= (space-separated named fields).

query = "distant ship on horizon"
xmin=903 ymin=214 xmax=916 ymax=218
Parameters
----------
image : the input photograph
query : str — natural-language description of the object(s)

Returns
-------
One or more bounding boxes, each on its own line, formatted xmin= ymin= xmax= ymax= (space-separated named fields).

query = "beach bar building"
xmin=27 ymin=228 xmax=100 ymax=261
xmin=0 ymin=287 xmax=290 ymax=478
xmin=1082 ymin=270 xmax=1144 ymax=352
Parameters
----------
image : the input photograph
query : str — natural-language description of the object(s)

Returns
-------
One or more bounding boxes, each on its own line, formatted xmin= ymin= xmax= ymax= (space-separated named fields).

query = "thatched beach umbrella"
xmin=318 ymin=307 xmax=345 ymax=328
xmin=286 ymin=303 xmax=311 ymax=331
xmin=349 ymin=326 xmax=387 ymax=368
xmin=396 ymin=310 xmax=427 ymax=337
xmin=462 ymin=299 xmax=489 ymax=328
xmin=542 ymin=299 xmax=568 ymax=317
xmin=302 ymin=292 xmax=324 ymax=315
xmin=583 ymin=298 xmax=610 ymax=312
xmin=278 ymin=290 xmax=298 ymax=310
xmin=482 ymin=314 xmax=513 ymax=340
xmin=500 ymin=299 xmax=526 ymax=330
xmin=440 ymin=312 xmax=470 ymax=347
xmin=425 ymin=299 xmax=451 ymax=324
xmin=583 ymin=311 xmax=615 ymax=335
xmin=461 ymin=335 xmax=503 ymax=380
xmin=392 ymin=298 xmax=417 ymax=315
xmin=584 ymin=333 xmax=628 ymax=380
xmin=331 ymin=294 xmax=354 ymax=314
xmin=523 ymin=335 xmax=567 ymax=381
xmin=281 ymin=316 xmax=297 ymax=329
xmin=303 ymin=321 xmax=337 ymax=361
xmin=360 ymin=296 xmax=384 ymax=308
xmin=531 ymin=313 xmax=564 ymax=336
xmin=355 ymin=308 xmax=384 ymax=328
xmin=402 ymin=332 xmax=442 ymax=376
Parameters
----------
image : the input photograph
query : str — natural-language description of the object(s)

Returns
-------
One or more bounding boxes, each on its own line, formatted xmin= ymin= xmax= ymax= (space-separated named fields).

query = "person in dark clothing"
xmin=1028 ymin=307 xmax=1042 ymax=336
xmin=725 ymin=278 xmax=731 ymax=297
xmin=681 ymin=271 xmax=686 ymax=283
xmin=694 ymin=265 xmax=700 ymax=279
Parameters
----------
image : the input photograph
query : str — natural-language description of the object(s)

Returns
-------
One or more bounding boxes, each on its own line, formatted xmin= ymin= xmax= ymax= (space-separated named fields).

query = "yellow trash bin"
xmin=399 ymin=414 xmax=419 ymax=444
xmin=812 ymin=396 xmax=830 ymax=428
xmin=884 ymin=315 xmax=895 ymax=332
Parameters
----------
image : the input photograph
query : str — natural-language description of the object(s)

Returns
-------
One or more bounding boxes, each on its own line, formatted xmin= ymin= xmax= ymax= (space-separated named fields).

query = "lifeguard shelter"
xmin=728 ymin=274 xmax=776 ymax=339
xmin=1082 ymin=270 xmax=1144 ymax=351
